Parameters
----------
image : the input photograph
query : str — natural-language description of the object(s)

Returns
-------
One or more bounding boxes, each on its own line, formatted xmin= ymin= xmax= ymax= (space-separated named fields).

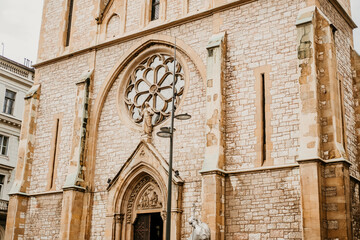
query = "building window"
xmin=151 ymin=0 xmax=160 ymax=21
xmin=3 ymin=89 xmax=16 ymax=115
xmin=0 ymin=135 xmax=9 ymax=156
xmin=124 ymin=53 xmax=185 ymax=126
xmin=0 ymin=175 xmax=4 ymax=196
xmin=47 ymin=118 xmax=60 ymax=190
xmin=261 ymin=73 xmax=266 ymax=164
xmin=65 ymin=0 xmax=74 ymax=46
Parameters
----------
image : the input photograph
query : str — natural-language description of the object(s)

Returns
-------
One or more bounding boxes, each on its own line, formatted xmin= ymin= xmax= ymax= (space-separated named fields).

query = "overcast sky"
xmin=0 ymin=0 xmax=359 ymax=65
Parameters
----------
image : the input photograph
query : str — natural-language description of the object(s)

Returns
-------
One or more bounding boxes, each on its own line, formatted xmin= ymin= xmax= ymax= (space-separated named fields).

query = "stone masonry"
xmin=4 ymin=0 xmax=360 ymax=239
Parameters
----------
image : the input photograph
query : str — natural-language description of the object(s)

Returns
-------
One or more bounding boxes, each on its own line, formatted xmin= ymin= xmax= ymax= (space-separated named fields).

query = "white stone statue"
xmin=141 ymin=102 xmax=154 ymax=137
xmin=188 ymin=217 xmax=211 ymax=240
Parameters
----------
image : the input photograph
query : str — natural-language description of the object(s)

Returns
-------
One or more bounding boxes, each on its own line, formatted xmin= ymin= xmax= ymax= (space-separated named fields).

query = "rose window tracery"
xmin=124 ymin=53 xmax=185 ymax=126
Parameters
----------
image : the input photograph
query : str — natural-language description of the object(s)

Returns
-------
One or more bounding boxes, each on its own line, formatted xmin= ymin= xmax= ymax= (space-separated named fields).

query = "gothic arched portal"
xmin=105 ymin=141 xmax=183 ymax=240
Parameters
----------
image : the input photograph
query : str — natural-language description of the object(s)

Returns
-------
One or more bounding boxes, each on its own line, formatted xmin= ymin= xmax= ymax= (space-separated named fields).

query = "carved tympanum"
xmin=137 ymin=185 xmax=162 ymax=210
xmin=126 ymin=176 xmax=163 ymax=223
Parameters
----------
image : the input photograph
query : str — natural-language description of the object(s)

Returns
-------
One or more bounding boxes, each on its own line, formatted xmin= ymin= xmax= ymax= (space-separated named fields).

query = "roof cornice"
xmin=0 ymin=113 xmax=22 ymax=128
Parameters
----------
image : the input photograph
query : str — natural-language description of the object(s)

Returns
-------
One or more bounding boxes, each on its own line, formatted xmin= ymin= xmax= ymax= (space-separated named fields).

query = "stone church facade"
xmin=4 ymin=0 xmax=360 ymax=239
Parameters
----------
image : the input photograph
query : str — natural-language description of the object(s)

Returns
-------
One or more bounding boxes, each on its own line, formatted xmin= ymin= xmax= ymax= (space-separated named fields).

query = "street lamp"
xmin=156 ymin=38 xmax=191 ymax=240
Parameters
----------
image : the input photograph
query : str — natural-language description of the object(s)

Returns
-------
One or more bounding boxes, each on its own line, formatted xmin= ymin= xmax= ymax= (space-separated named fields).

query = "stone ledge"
xmin=62 ymin=185 xmax=86 ymax=192
xmin=199 ymin=169 xmax=227 ymax=176
xmin=226 ymin=164 xmax=299 ymax=175
xmin=297 ymin=157 xmax=352 ymax=166
xmin=201 ymin=164 xmax=300 ymax=176
xmin=9 ymin=190 xmax=63 ymax=197
xmin=0 ymin=113 xmax=22 ymax=128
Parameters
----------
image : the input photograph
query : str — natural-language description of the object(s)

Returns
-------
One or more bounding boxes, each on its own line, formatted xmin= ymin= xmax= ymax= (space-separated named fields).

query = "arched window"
xmin=106 ymin=14 xmax=121 ymax=38
xmin=151 ymin=0 xmax=160 ymax=21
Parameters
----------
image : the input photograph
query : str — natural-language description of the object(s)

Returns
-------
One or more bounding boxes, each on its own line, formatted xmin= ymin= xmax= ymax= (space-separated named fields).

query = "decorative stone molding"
xmin=0 ymin=114 xmax=21 ymax=128
xmin=136 ymin=184 xmax=162 ymax=210
xmin=123 ymin=53 xmax=185 ymax=126
xmin=125 ymin=176 xmax=163 ymax=224
xmin=105 ymin=140 xmax=183 ymax=240
xmin=116 ymin=45 xmax=189 ymax=132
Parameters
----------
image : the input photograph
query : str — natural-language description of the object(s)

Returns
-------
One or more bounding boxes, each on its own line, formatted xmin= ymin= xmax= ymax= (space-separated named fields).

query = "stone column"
xmin=5 ymin=84 xmax=41 ymax=240
xmin=200 ymin=32 xmax=226 ymax=240
xmin=59 ymin=70 xmax=93 ymax=240
xmin=114 ymin=214 xmax=124 ymax=240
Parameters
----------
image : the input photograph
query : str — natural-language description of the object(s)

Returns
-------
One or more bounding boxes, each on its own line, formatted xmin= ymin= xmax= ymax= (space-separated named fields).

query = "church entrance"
xmin=133 ymin=212 xmax=163 ymax=240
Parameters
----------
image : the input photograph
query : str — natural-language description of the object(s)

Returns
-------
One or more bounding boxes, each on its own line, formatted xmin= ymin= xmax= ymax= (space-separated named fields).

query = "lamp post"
xmin=156 ymin=38 xmax=191 ymax=240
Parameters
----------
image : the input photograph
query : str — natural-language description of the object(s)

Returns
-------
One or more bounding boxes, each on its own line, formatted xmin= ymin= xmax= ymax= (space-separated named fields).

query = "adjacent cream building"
xmin=0 ymin=56 xmax=33 ymax=239
xmin=4 ymin=0 xmax=360 ymax=239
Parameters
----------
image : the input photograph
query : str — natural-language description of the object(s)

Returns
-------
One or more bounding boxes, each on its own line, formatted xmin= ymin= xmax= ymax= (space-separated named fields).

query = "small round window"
xmin=124 ymin=53 xmax=185 ymax=126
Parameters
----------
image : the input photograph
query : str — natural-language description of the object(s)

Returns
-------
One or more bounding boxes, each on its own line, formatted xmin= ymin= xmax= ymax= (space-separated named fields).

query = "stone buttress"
xmin=296 ymin=6 xmax=352 ymax=239
xmin=5 ymin=85 xmax=41 ymax=240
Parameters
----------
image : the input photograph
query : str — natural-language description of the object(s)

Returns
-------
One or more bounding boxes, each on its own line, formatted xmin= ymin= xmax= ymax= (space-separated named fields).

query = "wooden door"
xmin=133 ymin=213 xmax=163 ymax=240
xmin=133 ymin=214 xmax=150 ymax=240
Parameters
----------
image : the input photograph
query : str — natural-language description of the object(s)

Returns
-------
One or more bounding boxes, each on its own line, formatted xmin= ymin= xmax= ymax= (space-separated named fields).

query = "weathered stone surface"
xmin=6 ymin=0 xmax=360 ymax=239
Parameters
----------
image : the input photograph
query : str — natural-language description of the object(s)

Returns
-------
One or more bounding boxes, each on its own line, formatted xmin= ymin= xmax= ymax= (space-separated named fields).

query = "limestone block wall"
xmin=91 ymin=44 xmax=206 ymax=239
xmin=88 ymin=0 xmax=307 ymax=237
xmin=166 ymin=0 xmax=183 ymax=21
xmin=188 ymin=0 xmax=205 ymax=13
xmin=225 ymin=168 xmax=302 ymax=240
xmin=29 ymin=54 xmax=91 ymax=193
xmin=70 ymin=0 xmax=97 ymax=51
xmin=125 ymin=0 xmax=142 ymax=32
xmin=351 ymin=47 xmax=360 ymax=239
xmin=223 ymin=0 xmax=306 ymax=169
xmin=322 ymin=163 xmax=352 ymax=238
xmin=37 ymin=0 xmax=67 ymax=61
xmin=19 ymin=0 xmax=359 ymax=239
xmin=23 ymin=194 xmax=63 ymax=239
xmin=90 ymin=191 xmax=107 ymax=239
xmin=37 ymin=0 xmax=96 ymax=62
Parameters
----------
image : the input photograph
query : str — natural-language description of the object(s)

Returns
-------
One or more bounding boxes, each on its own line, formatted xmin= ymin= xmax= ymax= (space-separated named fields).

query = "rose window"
xmin=124 ymin=53 xmax=185 ymax=125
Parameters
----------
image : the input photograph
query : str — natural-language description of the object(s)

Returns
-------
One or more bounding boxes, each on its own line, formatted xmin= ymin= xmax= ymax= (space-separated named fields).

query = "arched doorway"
xmin=117 ymin=174 xmax=166 ymax=240
xmin=133 ymin=212 xmax=163 ymax=240
xmin=105 ymin=141 xmax=184 ymax=240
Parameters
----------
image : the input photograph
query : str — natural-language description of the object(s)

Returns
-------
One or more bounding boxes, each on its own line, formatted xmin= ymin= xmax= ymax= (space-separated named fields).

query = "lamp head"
xmin=174 ymin=113 xmax=191 ymax=120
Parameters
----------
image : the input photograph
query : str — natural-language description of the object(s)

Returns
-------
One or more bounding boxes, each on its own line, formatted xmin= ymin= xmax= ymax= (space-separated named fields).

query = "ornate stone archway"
xmin=105 ymin=141 xmax=183 ymax=240
xmin=120 ymin=174 xmax=164 ymax=239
